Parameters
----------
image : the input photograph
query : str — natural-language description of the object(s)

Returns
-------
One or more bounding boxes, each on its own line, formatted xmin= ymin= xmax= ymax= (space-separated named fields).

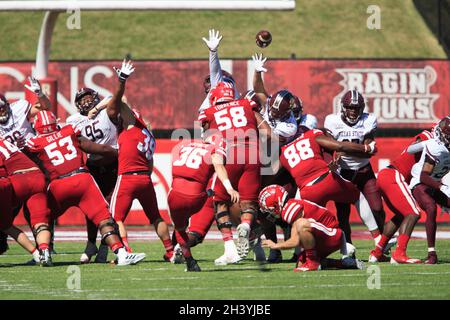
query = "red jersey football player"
xmin=369 ymin=130 xmax=432 ymax=264
xmin=259 ymin=185 xmax=364 ymax=271
xmin=0 ymin=140 xmax=41 ymax=263
xmin=26 ymin=110 xmax=146 ymax=266
xmin=198 ymin=81 xmax=270 ymax=265
xmin=0 ymin=136 xmax=52 ymax=265
xmin=106 ymin=59 xmax=174 ymax=260
xmin=169 ymin=134 xmax=238 ymax=271
xmin=280 ymin=128 xmax=377 ymax=208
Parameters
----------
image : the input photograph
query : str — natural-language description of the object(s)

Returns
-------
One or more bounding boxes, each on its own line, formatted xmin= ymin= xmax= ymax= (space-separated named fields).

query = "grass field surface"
xmin=1 ymin=232 xmax=449 ymax=300
xmin=0 ymin=0 xmax=446 ymax=61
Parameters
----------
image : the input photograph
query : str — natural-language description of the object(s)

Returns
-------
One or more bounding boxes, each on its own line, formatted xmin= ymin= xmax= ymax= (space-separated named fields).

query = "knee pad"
xmin=33 ymin=224 xmax=51 ymax=238
xmin=187 ymin=231 xmax=204 ymax=247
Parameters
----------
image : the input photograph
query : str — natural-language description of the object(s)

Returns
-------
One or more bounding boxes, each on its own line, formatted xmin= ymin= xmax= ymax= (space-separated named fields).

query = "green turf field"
xmin=0 ymin=0 xmax=446 ymax=61
xmin=1 ymin=237 xmax=449 ymax=300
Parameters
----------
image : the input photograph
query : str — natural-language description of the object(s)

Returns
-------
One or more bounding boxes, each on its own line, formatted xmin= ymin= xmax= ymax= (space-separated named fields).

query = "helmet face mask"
xmin=75 ymin=88 xmax=100 ymax=116
xmin=291 ymin=95 xmax=303 ymax=121
xmin=340 ymin=90 xmax=365 ymax=126
xmin=0 ymin=94 xmax=11 ymax=124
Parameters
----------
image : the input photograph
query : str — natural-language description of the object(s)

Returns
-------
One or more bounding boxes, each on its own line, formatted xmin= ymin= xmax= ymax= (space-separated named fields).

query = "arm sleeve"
xmin=209 ymin=50 xmax=223 ymax=87
xmin=407 ymin=141 xmax=425 ymax=154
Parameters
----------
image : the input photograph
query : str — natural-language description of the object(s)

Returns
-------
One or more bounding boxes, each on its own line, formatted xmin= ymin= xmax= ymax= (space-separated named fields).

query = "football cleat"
xmin=424 ymin=251 xmax=438 ymax=265
xmin=267 ymin=249 xmax=283 ymax=263
xmin=214 ymin=253 xmax=242 ymax=266
xmin=80 ymin=241 xmax=98 ymax=264
xmin=116 ymin=249 xmax=146 ymax=266
xmin=236 ymin=223 xmax=251 ymax=259
xmin=341 ymin=256 xmax=365 ymax=270
xmin=94 ymin=244 xmax=109 ymax=263
xmin=39 ymin=249 xmax=53 ymax=267
xmin=185 ymin=257 xmax=201 ymax=272
xmin=0 ymin=231 xmax=9 ymax=255
xmin=252 ymin=238 xmax=266 ymax=262
xmin=390 ymin=251 xmax=421 ymax=264
xmin=171 ymin=244 xmax=185 ymax=264
xmin=368 ymin=250 xmax=390 ymax=263
xmin=293 ymin=259 xmax=321 ymax=272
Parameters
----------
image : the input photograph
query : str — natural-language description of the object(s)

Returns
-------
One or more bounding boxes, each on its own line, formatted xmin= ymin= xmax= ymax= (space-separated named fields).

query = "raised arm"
xmin=202 ymin=29 xmax=224 ymax=87
xmin=252 ymin=53 xmax=269 ymax=107
xmin=24 ymin=76 xmax=51 ymax=119
xmin=106 ymin=59 xmax=135 ymax=121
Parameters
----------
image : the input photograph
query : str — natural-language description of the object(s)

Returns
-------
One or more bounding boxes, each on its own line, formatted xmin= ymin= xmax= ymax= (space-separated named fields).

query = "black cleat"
xmin=267 ymin=249 xmax=283 ymax=263
xmin=185 ymin=257 xmax=201 ymax=272
xmin=94 ymin=244 xmax=109 ymax=263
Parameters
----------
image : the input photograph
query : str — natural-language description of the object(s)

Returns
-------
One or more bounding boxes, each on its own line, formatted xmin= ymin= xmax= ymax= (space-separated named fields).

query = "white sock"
xmin=428 ymin=247 xmax=436 ymax=252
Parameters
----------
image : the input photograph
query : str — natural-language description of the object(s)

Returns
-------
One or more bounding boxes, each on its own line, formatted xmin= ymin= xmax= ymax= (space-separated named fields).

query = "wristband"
xmin=223 ymin=179 xmax=233 ymax=191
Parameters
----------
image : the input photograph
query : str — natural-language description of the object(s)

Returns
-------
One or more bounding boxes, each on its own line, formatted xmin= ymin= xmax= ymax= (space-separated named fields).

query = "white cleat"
xmin=214 ymin=253 xmax=242 ymax=266
xmin=80 ymin=253 xmax=91 ymax=264
xmin=171 ymin=244 xmax=185 ymax=264
xmin=116 ymin=248 xmax=146 ymax=266
xmin=236 ymin=223 xmax=251 ymax=259
xmin=39 ymin=249 xmax=53 ymax=267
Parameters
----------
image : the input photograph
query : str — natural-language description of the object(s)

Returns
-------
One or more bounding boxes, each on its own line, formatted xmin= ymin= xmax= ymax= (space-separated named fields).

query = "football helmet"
xmin=0 ymin=94 xmax=11 ymax=124
xmin=258 ymin=185 xmax=289 ymax=222
xmin=209 ymin=81 xmax=235 ymax=106
xmin=268 ymin=90 xmax=295 ymax=121
xmin=434 ymin=116 xmax=450 ymax=148
xmin=203 ymin=70 xmax=235 ymax=94
xmin=34 ymin=110 xmax=58 ymax=135
xmin=291 ymin=95 xmax=303 ymax=122
xmin=75 ymin=87 xmax=100 ymax=115
xmin=240 ymin=89 xmax=261 ymax=111
xmin=340 ymin=89 xmax=365 ymax=125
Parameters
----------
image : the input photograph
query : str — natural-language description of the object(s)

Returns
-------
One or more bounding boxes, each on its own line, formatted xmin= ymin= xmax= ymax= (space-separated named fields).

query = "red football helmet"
xmin=258 ymin=185 xmax=289 ymax=222
xmin=435 ymin=116 xmax=450 ymax=148
xmin=34 ymin=110 xmax=58 ymax=135
xmin=203 ymin=70 xmax=235 ymax=94
xmin=209 ymin=81 xmax=235 ymax=106
xmin=291 ymin=95 xmax=303 ymax=122
xmin=240 ymin=89 xmax=261 ymax=111
xmin=75 ymin=87 xmax=100 ymax=115
xmin=340 ymin=89 xmax=365 ymax=125
xmin=268 ymin=90 xmax=295 ymax=121
xmin=0 ymin=93 xmax=11 ymax=124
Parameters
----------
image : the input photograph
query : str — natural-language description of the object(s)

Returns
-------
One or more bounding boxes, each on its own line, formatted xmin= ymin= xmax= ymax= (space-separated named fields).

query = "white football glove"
xmin=24 ymin=76 xmax=43 ymax=97
xmin=440 ymin=184 xmax=450 ymax=198
xmin=252 ymin=53 xmax=267 ymax=73
xmin=113 ymin=59 xmax=135 ymax=82
xmin=367 ymin=141 xmax=377 ymax=154
xmin=202 ymin=29 xmax=223 ymax=52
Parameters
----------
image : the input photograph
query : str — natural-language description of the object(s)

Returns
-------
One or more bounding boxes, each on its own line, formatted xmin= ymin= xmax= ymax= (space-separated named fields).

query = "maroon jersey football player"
xmin=370 ymin=130 xmax=432 ymax=264
xmin=169 ymin=134 xmax=238 ymax=271
xmin=198 ymin=81 xmax=271 ymax=265
xmin=105 ymin=59 xmax=174 ymax=261
xmin=259 ymin=185 xmax=364 ymax=272
xmin=26 ymin=110 xmax=145 ymax=266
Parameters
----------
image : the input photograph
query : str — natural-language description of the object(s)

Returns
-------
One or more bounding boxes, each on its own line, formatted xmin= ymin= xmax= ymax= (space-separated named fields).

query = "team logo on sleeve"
xmin=333 ymin=66 xmax=440 ymax=123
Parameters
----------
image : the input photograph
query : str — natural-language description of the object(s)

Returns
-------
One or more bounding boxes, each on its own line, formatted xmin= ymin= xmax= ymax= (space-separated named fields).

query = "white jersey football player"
xmin=66 ymin=87 xmax=120 ymax=264
xmin=324 ymin=89 xmax=385 ymax=247
xmin=292 ymin=95 xmax=318 ymax=130
xmin=198 ymin=29 xmax=239 ymax=113
xmin=0 ymin=77 xmax=51 ymax=149
xmin=409 ymin=117 xmax=450 ymax=264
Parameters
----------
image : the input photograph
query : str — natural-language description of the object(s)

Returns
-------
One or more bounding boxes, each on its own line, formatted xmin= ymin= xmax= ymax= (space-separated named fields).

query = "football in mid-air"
xmin=256 ymin=30 xmax=272 ymax=48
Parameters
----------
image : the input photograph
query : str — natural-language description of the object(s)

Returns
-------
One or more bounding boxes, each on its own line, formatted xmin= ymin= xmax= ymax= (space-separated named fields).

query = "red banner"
xmin=12 ymin=137 xmax=450 ymax=226
xmin=1 ymin=59 xmax=449 ymax=129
